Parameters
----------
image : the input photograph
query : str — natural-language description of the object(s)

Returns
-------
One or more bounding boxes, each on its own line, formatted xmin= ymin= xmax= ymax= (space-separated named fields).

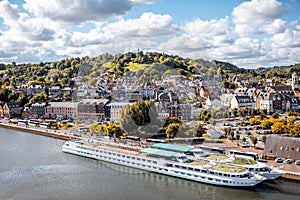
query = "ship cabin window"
xmin=166 ymin=163 xmax=172 ymax=167
xmin=147 ymin=160 xmax=151 ymax=163
xmin=153 ymin=161 xmax=157 ymax=164
xmin=182 ymin=166 xmax=187 ymax=170
xmin=216 ymin=179 xmax=221 ymax=182
xmin=208 ymin=178 xmax=213 ymax=181
xmin=108 ymin=152 xmax=111 ymax=155
xmin=202 ymin=170 xmax=207 ymax=173
xmin=232 ymin=175 xmax=236 ymax=177
xmin=137 ymin=158 xmax=140 ymax=161
xmin=142 ymin=159 xmax=146 ymax=162
xmin=188 ymin=167 xmax=193 ymax=171
xmin=209 ymin=171 xmax=214 ymax=174
xmin=195 ymin=169 xmax=200 ymax=172
xmin=224 ymin=180 xmax=228 ymax=183
xmin=127 ymin=156 xmax=130 ymax=159
xmin=122 ymin=155 xmax=125 ymax=157
xmin=175 ymin=165 xmax=180 ymax=168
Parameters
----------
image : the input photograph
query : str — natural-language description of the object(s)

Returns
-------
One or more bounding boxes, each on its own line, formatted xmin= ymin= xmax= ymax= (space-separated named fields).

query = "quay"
xmin=0 ymin=121 xmax=76 ymax=141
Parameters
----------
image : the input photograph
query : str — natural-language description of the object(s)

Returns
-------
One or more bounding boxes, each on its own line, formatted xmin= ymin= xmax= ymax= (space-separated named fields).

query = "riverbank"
xmin=0 ymin=120 xmax=77 ymax=141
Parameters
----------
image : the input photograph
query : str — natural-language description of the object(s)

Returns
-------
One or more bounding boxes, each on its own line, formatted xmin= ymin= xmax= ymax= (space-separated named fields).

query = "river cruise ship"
xmin=62 ymin=138 xmax=266 ymax=187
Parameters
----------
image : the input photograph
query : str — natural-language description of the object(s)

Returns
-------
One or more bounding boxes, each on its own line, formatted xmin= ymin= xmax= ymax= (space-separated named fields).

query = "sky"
xmin=0 ymin=0 xmax=300 ymax=68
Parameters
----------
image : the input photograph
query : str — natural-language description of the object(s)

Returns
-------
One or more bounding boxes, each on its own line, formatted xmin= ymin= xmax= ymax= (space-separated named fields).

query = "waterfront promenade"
xmin=0 ymin=119 xmax=78 ymax=141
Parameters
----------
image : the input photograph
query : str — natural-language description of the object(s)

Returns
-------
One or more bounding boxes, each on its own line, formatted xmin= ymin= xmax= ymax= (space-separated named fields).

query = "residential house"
xmin=155 ymin=103 xmax=169 ymax=120
xmin=168 ymin=105 xmax=180 ymax=118
xmin=27 ymin=85 xmax=46 ymax=96
xmin=44 ymin=102 xmax=78 ymax=120
xmin=106 ymin=102 xmax=131 ymax=122
xmin=256 ymin=92 xmax=272 ymax=113
xmin=220 ymin=93 xmax=235 ymax=108
xmin=48 ymin=86 xmax=61 ymax=98
xmin=268 ymin=85 xmax=294 ymax=96
xmin=141 ymin=87 xmax=154 ymax=100
xmin=199 ymin=86 xmax=210 ymax=99
xmin=179 ymin=104 xmax=191 ymax=121
xmin=230 ymin=96 xmax=255 ymax=110
xmin=2 ymin=102 xmax=23 ymax=118
xmin=205 ymin=97 xmax=223 ymax=110
xmin=77 ymin=99 xmax=110 ymax=122
xmin=30 ymin=102 xmax=47 ymax=119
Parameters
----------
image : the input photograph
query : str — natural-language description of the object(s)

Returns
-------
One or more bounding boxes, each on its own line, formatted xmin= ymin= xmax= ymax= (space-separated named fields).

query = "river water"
xmin=0 ymin=127 xmax=300 ymax=200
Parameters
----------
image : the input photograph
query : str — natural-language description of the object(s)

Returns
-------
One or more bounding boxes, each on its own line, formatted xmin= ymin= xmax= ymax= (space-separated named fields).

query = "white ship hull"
xmin=62 ymin=141 xmax=266 ymax=187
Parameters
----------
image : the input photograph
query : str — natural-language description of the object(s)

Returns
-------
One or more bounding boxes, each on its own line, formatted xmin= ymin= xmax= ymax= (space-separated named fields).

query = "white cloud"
xmin=184 ymin=17 xmax=231 ymax=37
xmin=270 ymin=29 xmax=300 ymax=48
xmin=23 ymin=0 xmax=132 ymax=24
xmin=232 ymin=0 xmax=286 ymax=36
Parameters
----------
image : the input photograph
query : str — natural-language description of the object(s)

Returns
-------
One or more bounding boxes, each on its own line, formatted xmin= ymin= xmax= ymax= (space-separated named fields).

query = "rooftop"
xmin=140 ymin=148 xmax=179 ymax=158
xmin=151 ymin=143 xmax=194 ymax=153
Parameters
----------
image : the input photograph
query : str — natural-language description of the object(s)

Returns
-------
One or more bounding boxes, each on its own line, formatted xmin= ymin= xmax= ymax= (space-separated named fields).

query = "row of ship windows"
xmin=166 ymin=163 xmax=247 ymax=178
xmin=171 ymin=171 xmax=246 ymax=184
xmin=76 ymin=146 xmax=158 ymax=164
xmin=76 ymin=150 xmax=248 ymax=185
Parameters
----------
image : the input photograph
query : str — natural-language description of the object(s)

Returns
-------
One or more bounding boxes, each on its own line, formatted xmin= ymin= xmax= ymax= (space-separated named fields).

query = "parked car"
xmin=283 ymin=159 xmax=293 ymax=164
xmin=275 ymin=157 xmax=285 ymax=163
xmin=295 ymin=160 xmax=300 ymax=165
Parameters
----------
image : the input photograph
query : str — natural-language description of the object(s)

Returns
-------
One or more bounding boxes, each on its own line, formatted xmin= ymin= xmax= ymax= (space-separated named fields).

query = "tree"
xmin=261 ymin=118 xmax=272 ymax=129
xmin=251 ymin=136 xmax=258 ymax=148
xmin=105 ymin=123 xmax=124 ymax=138
xmin=249 ymin=117 xmax=260 ymax=125
xmin=194 ymin=122 xmax=205 ymax=137
xmin=165 ymin=123 xmax=180 ymax=142
xmin=272 ymin=121 xmax=287 ymax=134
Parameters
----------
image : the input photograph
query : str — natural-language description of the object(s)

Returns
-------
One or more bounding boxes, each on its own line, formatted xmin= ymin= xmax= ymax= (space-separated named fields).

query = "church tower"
xmin=292 ymin=72 xmax=298 ymax=90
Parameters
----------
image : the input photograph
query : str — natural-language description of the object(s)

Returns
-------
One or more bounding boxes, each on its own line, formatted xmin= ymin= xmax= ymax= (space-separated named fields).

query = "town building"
xmin=2 ymin=102 xmax=23 ymax=118
xmin=264 ymin=135 xmax=300 ymax=160
xmin=230 ymin=96 xmax=256 ymax=110
xmin=44 ymin=102 xmax=78 ymax=120
xmin=77 ymin=99 xmax=110 ymax=122
xmin=106 ymin=102 xmax=131 ymax=122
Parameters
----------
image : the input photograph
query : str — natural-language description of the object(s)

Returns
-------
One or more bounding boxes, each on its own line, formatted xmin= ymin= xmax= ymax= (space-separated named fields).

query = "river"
xmin=0 ymin=127 xmax=300 ymax=200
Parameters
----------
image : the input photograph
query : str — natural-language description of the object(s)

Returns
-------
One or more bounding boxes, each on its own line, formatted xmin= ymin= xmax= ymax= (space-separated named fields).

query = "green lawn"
xmin=211 ymin=164 xmax=246 ymax=173
xmin=233 ymin=157 xmax=257 ymax=165
xmin=204 ymin=154 xmax=229 ymax=161
xmin=188 ymin=160 xmax=210 ymax=166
